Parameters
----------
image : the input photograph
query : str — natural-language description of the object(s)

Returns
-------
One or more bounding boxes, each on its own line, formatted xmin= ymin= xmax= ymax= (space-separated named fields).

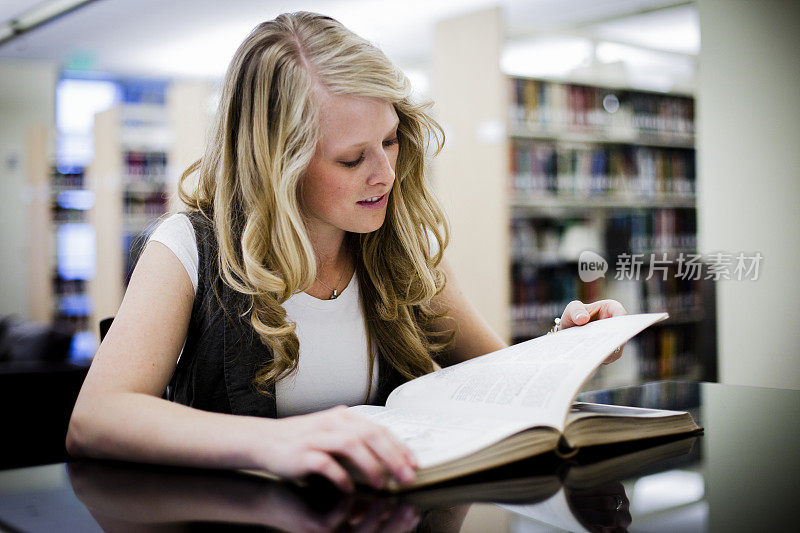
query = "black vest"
xmin=167 ymin=211 xmax=407 ymax=417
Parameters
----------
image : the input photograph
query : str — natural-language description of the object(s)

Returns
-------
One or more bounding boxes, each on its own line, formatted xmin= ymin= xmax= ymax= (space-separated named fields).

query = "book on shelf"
xmin=509 ymin=141 xmax=696 ymax=200
xmin=244 ymin=313 xmax=701 ymax=491
xmin=509 ymin=77 xmax=694 ymax=140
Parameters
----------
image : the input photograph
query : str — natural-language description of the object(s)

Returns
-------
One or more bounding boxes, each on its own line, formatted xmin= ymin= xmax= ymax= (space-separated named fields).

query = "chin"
xmin=351 ymin=215 xmax=387 ymax=234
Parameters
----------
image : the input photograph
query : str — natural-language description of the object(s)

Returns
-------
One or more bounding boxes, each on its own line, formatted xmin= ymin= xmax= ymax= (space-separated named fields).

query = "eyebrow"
xmin=340 ymin=119 xmax=400 ymax=151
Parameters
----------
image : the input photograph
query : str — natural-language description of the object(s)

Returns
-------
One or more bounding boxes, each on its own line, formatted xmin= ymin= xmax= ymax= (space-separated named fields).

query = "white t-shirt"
xmin=149 ymin=214 xmax=441 ymax=417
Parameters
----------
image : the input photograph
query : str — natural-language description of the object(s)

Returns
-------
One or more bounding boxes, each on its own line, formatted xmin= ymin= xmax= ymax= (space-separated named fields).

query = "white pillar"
xmin=697 ymin=0 xmax=800 ymax=388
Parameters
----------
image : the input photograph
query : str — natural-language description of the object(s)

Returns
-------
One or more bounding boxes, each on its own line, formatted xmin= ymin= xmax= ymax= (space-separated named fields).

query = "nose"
xmin=366 ymin=149 xmax=395 ymax=186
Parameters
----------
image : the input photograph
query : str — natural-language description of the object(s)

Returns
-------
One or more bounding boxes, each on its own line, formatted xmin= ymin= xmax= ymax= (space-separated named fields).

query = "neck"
xmin=305 ymin=226 xmax=353 ymax=299
xmin=308 ymin=228 xmax=348 ymax=271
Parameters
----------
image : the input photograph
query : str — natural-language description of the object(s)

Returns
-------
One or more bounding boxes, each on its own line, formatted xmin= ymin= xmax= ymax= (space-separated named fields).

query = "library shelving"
xmin=24 ymin=124 xmax=96 ymax=359
xmin=508 ymin=77 xmax=715 ymax=388
xmin=86 ymin=104 xmax=171 ymax=329
xmin=51 ymin=168 xmax=94 ymax=338
xmin=432 ymin=7 xmax=716 ymax=390
xmin=23 ymin=80 xmax=208 ymax=356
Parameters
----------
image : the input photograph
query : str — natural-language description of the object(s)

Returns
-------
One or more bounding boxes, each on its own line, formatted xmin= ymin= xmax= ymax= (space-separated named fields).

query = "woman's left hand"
xmin=557 ymin=299 xmax=628 ymax=364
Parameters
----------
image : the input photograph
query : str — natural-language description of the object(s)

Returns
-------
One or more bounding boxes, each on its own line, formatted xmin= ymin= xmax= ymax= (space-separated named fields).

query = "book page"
xmin=386 ymin=313 xmax=667 ymax=432
xmin=567 ymin=402 xmax=688 ymax=423
xmin=348 ymin=405 xmax=536 ymax=468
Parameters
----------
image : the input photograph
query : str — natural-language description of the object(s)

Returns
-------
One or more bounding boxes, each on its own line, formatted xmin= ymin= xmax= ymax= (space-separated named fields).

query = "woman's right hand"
xmin=251 ymin=406 xmax=418 ymax=493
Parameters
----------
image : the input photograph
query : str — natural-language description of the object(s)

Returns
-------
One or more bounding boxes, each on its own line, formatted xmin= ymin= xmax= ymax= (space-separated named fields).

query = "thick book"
xmin=351 ymin=312 xmax=699 ymax=490
xmin=249 ymin=313 xmax=701 ymax=491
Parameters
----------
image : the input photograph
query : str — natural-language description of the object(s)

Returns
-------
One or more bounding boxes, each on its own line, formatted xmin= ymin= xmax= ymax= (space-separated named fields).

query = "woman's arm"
xmin=429 ymin=258 xmax=508 ymax=366
xmin=67 ymin=242 xmax=416 ymax=492
xmin=430 ymin=258 xmax=628 ymax=366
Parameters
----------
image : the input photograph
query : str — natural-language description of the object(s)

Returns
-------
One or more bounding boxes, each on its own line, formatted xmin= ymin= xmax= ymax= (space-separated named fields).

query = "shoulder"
xmin=151 ymin=213 xmax=195 ymax=239
xmin=148 ymin=213 xmax=199 ymax=294
xmin=149 ymin=213 xmax=198 ymax=257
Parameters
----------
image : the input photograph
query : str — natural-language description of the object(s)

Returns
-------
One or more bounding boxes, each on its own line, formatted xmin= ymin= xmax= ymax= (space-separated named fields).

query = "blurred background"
xmin=0 ymin=0 xmax=798 ymax=390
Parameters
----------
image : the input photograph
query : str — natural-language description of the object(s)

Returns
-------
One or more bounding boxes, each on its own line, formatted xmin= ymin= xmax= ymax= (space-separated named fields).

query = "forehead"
xmin=313 ymin=87 xmax=398 ymax=151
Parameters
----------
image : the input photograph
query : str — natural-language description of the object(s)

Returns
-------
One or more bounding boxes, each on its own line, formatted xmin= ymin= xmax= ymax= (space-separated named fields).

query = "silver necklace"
xmin=315 ymin=267 xmax=346 ymax=299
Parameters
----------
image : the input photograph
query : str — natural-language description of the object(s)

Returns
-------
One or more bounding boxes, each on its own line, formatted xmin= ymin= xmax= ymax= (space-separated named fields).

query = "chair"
xmin=99 ymin=317 xmax=114 ymax=342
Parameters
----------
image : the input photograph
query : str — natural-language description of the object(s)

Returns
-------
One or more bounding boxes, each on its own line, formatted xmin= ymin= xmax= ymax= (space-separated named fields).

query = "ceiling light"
xmin=501 ymin=36 xmax=594 ymax=79
xmin=0 ymin=0 xmax=97 ymax=46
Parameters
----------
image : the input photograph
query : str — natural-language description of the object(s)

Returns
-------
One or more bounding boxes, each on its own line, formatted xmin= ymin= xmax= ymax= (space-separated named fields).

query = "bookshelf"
xmin=433 ymin=7 xmax=716 ymax=389
xmin=22 ymin=81 xmax=210 ymax=356
xmin=507 ymin=77 xmax=714 ymax=387
xmin=86 ymin=104 xmax=171 ymax=328
xmin=25 ymin=124 xmax=96 ymax=358
xmin=51 ymin=167 xmax=94 ymax=339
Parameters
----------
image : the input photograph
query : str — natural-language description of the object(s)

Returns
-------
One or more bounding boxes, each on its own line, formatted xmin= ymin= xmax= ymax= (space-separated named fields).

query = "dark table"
xmin=0 ymin=381 xmax=797 ymax=532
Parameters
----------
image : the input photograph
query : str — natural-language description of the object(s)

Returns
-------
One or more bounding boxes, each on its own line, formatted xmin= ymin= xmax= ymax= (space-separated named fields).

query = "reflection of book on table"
xmin=247 ymin=313 xmax=701 ymax=491
xmin=404 ymin=472 xmax=561 ymax=508
xmin=562 ymin=433 xmax=699 ymax=490
xmin=403 ymin=435 xmax=697 ymax=509
xmin=498 ymin=436 xmax=699 ymax=533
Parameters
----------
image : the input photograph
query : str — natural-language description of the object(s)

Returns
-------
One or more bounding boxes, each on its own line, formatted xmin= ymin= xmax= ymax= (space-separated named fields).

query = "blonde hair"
xmin=179 ymin=11 xmax=453 ymax=395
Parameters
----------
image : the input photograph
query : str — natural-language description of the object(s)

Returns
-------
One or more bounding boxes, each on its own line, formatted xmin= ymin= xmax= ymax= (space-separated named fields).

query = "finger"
xmin=380 ymin=503 xmax=421 ymax=533
xmin=571 ymin=508 xmax=618 ymax=528
xmin=350 ymin=498 xmax=393 ymax=533
xmin=559 ymin=300 xmax=591 ymax=329
xmin=569 ymin=494 xmax=626 ymax=511
xmin=585 ymin=299 xmax=628 ymax=320
xmin=313 ymin=497 xmax=353 ymax=531
xmin=345 ymin=413 xmax=417 ymax=485
xmin=601 ymin=342 xmax=626 ymax=364
xmin=317 ymin=434 xmax=388 ymax=489
xmin=300 ymin=451 xmax=355 ymax=493
xmin=618 ymin=510 xmax=632 ymax=528
xmin=343 ymin=496 xmax=372 ymax=528
xmin=290 ymin=506 xmax=350 ymax=533
xmin=363 ymin=422 xmax=417 ymax=469
xmin=350 ymin=411 xmax=418 ymax=469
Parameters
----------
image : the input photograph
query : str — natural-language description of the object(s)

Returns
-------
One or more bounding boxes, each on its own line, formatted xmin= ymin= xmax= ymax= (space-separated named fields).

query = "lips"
xmin=357 ymin=193 xmax=389 ymax=208
xmin=359 ymin=194 xmax=384 ymax=204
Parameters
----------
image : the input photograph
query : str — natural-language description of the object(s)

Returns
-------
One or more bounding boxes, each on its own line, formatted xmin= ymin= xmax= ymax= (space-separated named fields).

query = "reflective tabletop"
xmin=0 ymin=381 xmax=798 ymax=532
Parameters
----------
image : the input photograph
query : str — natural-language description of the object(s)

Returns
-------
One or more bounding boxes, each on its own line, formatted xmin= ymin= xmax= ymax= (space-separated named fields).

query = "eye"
xmin=339 ymin=137 xmax=398 ymax=168
xmin=340 ymin=154 xmax=364 ymax=168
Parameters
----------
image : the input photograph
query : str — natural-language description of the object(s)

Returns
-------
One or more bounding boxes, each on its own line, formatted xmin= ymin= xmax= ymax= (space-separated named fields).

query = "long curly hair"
xmin=178 ymin=11 xmax=454 ymax=396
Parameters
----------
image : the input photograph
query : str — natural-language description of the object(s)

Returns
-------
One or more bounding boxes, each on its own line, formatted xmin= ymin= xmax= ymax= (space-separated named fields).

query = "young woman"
xmin=67 ymin=11 xmax=626 ymax=493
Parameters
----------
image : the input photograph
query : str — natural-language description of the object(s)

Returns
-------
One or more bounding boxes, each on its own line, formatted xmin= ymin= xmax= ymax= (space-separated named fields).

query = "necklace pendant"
xmin=330 ymin=289 xmax=338 ymax=300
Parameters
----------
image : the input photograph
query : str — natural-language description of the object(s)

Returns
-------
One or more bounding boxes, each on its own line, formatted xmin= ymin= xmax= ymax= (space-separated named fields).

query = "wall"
xmin=433 ymin=7 xmax=511 ymax=341
xmin=697 ymin=0 xmax=800 ymax=388
xmin=0 ymin=60 xmax=58 ymax=320
xmin=166 ymin=80 xmax=217 ymax=212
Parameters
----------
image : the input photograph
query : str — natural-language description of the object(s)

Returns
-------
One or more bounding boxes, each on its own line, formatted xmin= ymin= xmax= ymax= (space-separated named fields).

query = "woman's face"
xmin=300 ymin=87 xmax=399 ymax=243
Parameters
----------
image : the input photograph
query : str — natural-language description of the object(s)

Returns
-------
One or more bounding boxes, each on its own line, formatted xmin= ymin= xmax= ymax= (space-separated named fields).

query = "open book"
xmin=346 ymin=312 xmax=700 ymax=490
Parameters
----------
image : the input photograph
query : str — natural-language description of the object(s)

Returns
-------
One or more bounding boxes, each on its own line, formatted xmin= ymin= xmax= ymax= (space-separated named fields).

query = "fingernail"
xmin=400 ymin=466 xmax=415 ymax=483
xmin=577 ymin=312 xmax=589 ymax=321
